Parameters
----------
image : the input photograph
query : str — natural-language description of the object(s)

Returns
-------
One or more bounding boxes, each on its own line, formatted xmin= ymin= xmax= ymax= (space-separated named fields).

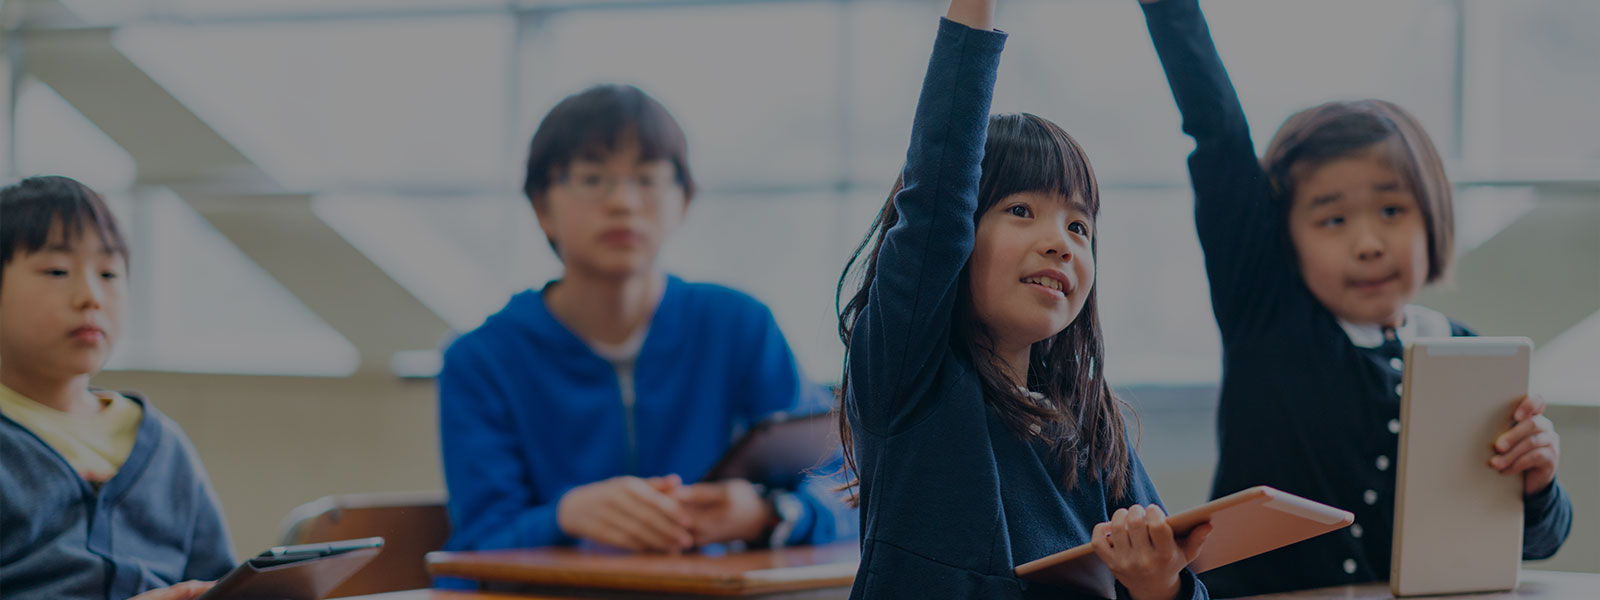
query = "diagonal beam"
xmin=1418 ymin=185 xmax=1600 ymax=346
xmin=20 ymin=2 xmax=451 ymax=372
xmin=21 ymin=27 xmax=266 ymax=186
xmin=177 ymin=190 xmax=451 ymax=373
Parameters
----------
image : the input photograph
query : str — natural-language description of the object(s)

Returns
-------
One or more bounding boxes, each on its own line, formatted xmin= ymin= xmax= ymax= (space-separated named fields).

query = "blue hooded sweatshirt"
xmin=439 ymin=275 xmax=854 ymax=553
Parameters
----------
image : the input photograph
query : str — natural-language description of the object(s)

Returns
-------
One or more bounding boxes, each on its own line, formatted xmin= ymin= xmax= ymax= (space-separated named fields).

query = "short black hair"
xmin=522 ymin=84 xmax=695 ymax=205
xmin=0 ymin=176 xmax=129 ymax=290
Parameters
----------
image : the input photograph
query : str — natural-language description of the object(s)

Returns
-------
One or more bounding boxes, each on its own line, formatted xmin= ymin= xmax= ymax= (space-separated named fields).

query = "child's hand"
xmin=128 ymin=581 xmax=215 ymax=600
xmin=556 ymin=474 xmax=694 ymax=553
xmin=1491 ymin=394 xmax=1560 ymax=496
xmin=677 ymin=479 xmax=777 ymax=546
xmin=1090 ymin=504 xmax=1210 ymax=600
xmin=946 ymin=0 xmax=996 ymax=31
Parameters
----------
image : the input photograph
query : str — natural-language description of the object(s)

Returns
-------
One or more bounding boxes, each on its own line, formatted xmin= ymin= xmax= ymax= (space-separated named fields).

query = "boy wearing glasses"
xmin=438 ymin=85 xmax=851 ymax=556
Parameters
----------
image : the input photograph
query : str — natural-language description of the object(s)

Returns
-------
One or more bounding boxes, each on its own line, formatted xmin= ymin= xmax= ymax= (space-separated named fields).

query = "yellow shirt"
xmin=0 ymin=384 xmax=143 ymax=481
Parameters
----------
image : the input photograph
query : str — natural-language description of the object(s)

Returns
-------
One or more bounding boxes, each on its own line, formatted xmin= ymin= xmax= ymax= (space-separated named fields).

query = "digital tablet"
xmin=702 ymin=411 xmax=836 ymax=483
xmin=1391 ymin=337 xmax=1531 ymax=597
xmin=196 ymin=537 xmax=384 ymax=600
xmin=1015 ymin=486 xmax=1353 ymax=598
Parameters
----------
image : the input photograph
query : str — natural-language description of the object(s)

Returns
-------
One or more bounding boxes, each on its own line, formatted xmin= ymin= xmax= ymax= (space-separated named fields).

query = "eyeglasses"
xmin=556 ymin=171 xmax=680 ymax=202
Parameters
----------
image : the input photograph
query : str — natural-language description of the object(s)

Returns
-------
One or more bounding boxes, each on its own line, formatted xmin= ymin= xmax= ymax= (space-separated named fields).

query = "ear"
xmin=660 ymin=191 xmax=690 ymax=235
xmin=531 ymin=196 xmax=559 ymax=244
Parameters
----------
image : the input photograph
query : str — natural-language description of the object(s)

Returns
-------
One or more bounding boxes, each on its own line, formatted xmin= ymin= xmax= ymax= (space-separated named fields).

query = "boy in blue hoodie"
xmin=438 ymin=85 xmax=852 ymax=554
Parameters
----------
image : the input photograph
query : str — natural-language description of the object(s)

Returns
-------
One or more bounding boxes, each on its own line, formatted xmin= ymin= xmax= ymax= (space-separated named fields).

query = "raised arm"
xmin=848 ymin=0 xmax=1005 ymax=434
xmin=1139 ymin=0 xmax=1295 ymax=336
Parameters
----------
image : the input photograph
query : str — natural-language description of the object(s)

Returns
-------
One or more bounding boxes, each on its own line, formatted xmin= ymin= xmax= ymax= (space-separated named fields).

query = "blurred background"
xmin=3 ymin=0 xmax=1595 ymax=571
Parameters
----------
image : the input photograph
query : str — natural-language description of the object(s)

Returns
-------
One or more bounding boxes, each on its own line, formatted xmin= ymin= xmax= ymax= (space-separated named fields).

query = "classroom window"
xmin=517 ymin=2 xmax=846 ymax=191
xmin=113 ymin=15 xmax=513 ymax=191
xmin=1489 ymin=1 xmax=1600 ymax=166
xmin=7 ymin=0 xmax=1588 ymax=381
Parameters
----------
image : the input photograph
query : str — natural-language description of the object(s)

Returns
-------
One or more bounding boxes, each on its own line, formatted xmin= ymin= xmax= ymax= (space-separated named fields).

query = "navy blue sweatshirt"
xmin=1139 ymin=1 xmax=1572 ymax=596
xmin=844 ymin=18 xmax=1207 ymax=600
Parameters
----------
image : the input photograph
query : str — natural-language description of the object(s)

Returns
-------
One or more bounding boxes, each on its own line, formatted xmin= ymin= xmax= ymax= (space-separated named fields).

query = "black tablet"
xmin=196 ymin=537 xmax=384 ymax=600
xmin=702 ymin=411 xmax=837 ymax=484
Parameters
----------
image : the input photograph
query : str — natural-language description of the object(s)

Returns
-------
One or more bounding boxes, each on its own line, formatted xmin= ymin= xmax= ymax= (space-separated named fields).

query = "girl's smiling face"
xmin=968 ymin=190 xmax=1096 ymax=360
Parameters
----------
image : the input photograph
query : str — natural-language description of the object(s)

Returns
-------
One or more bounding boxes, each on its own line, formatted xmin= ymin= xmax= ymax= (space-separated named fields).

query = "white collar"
xmin=588 ymin=325 xmax=650 ymax=364
xmin=1338 ymin=304 xmax=1453 ymax=348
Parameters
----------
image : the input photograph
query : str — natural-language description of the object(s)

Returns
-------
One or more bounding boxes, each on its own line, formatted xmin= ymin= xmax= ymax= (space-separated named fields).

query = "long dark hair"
xmin=835 ymin=113 xmax=1130 ymax=505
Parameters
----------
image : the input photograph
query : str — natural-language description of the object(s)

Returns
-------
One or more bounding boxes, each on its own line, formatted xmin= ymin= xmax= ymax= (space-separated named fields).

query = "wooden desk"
xmin=335 ymin=592 xmax=533 ymax=600
xmin=348 ymin=569 xmax=1600 ymax=600
xmin=1243 ymin=570 xmax=1599 ymax=599
xmin=425 ymin=543 xmax=858 ymax=598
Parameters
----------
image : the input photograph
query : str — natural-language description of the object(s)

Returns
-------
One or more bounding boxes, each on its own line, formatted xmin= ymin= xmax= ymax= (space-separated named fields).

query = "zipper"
xmin=620 ymin=369 xmax=638 ymax=476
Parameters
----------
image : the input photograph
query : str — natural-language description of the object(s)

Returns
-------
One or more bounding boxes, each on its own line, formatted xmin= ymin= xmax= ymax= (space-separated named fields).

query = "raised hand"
xmin=947 ymin=0 xmax=997 ymax=31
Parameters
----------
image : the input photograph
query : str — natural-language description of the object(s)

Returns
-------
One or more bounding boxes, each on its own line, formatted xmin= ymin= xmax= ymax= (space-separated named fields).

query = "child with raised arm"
xmin=836 ymin=2 xmax=1210 ymax=598
xmin=1137 ymin=0 xmax=1571 ymax=595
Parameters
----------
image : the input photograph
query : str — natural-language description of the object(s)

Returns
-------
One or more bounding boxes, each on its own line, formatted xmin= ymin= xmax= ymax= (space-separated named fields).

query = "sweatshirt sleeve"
xmin=1141 ymin=0 xmax=1298 ymax=340
xmin=735 ymin=301 xmax=857 ymax=546
xmin=1521 ymin=478 xmax=1574 ymax=560
xmin=182 ymin=440 xmax=237 ymax=581
xmin=848 ymin=17 xmax=1007 ymax=436
xmin=439 ymin=339 xmax=571 ymax=549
